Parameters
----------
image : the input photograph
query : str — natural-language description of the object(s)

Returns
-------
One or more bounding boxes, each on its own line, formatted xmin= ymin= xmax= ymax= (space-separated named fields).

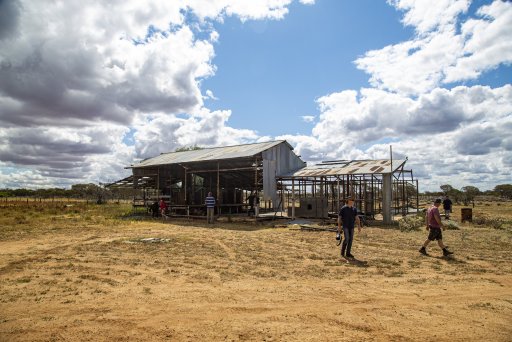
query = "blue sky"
xmin=204 ymin=0 xmax=413 ymax=136
xmin=0 ymin=0 xmax=511 ymax=191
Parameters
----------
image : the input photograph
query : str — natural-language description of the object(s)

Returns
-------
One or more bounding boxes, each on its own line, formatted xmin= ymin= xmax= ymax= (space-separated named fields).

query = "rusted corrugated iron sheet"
xmin=279 ymin=159 xmax=406 ymax=177
xmin=131 ymin=140 xmax=291 ymax=168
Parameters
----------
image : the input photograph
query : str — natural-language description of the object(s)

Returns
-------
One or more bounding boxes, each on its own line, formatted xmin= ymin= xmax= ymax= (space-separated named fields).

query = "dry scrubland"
xmin=1 ymin=201 xmax=511 ymax=341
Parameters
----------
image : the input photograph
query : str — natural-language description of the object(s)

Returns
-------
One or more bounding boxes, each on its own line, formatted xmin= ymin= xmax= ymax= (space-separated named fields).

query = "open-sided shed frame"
xmin=276 ymin=159 xmax=419 ymax=223
xmin=108 ymin=141 xmax=419 ymax=223
xmin=108 ymin=140 xmax=306 ymax=217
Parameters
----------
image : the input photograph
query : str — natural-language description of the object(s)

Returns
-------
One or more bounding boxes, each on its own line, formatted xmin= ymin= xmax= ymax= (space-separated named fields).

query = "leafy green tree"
xmin=494 ymin=184 xmax=512 ymax=199
xmin=439 ymin=184 xmax=464 ymax=203
xmin=12 ymin=188 xmax=34 ymax=197
xmin=71 ymin=183 xmax=108 ymax=201
xmin=405 ymin=184 xmax=417 ymax=198
xmin=175 ymin=145 xmax=203 ymax=152
xmin=462 ymin=186 xmax=480 ymax=202
xmin=440 ymin=184 xmax=453 ymax=194
xmin=451 ymin=189 xmax=463 ymax=203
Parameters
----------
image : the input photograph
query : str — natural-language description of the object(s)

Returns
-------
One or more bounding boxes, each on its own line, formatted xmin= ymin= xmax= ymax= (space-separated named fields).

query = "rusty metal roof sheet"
xmin=279 ymin=159 xmax=406 ymax=177
xmin=131 ymin=140 xmax=291 ymax=168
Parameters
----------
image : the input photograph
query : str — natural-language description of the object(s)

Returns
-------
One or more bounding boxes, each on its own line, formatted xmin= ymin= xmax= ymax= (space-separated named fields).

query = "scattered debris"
xmin=298 ymin=225 xmax=337 ymax=232
xmin=140 ymin=238 xmax=170 ymax=243
xmin=285 ymin=219 xmax=314 ymax=225
xmin=124 ymin=237 xmax=171 ymax=244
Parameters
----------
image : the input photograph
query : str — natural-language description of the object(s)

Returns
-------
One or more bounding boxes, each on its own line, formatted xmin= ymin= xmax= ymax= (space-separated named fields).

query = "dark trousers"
xmin=341 ymin=226 xmax=354 ymax=255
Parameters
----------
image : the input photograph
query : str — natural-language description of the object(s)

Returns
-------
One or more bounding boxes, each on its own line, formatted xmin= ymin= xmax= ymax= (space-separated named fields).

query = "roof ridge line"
xmin=159 ymin=139 xmax=286 ymax=155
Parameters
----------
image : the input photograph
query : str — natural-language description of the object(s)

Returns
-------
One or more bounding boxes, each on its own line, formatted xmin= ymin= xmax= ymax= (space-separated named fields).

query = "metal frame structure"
xmin=277 ymin=159 xmax=419 ymax=223
xmin=108 ymin=141 xmax=419 ymax=222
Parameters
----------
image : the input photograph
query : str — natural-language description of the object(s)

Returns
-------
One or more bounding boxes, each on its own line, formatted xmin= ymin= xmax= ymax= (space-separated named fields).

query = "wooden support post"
xmin=184 ymin=168 xmax=187 ymax=204
xmin=416 ymin=179 xmax=419 ymax=212
xmin=313 ymin=177 xmax=316 ymax=197
xmin=254 ymin=158 xmax=258 ymax=191
xmin=192 ymin=174 xmax=195 ymax=205
xmin=169 ymin=175 xmax=172 ymax=205
xmin=281 ymin=181 xmax=285 ymax=213
xmin=291 ymin=178 xmax=295 ymax=220
xmin=337 ymin=177 xmax=340 ymax=210
xmin=157 ymin=168 xmax=160 ymax=201
xmin=217 ymin=162 xmax=220 ymax=216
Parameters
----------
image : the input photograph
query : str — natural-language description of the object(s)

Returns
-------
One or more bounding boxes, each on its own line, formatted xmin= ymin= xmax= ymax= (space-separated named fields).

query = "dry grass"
xmin=0 ymin=201 xmax=511 ymax=341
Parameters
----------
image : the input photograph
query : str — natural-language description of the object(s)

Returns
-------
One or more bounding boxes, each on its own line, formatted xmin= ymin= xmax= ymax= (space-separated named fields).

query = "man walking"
xmin=337 ymin=197 xmax=362 ymax=258
xmin=205 ymin=192 xmax=216 ymax=224
xmin=442 ymin=195 xmax=453 ymax=219
xmin=419 ymin=198 xmax=453 ymax=256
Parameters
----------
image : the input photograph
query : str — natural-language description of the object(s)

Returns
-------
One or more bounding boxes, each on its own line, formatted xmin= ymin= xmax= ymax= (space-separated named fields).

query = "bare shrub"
xmin=444 ymin=221 xmax=460 ymax=230
xmin=399 ymin=214 xmax=424 ymax=232
xmin=473 ymin=214 xmax=505 ymax=230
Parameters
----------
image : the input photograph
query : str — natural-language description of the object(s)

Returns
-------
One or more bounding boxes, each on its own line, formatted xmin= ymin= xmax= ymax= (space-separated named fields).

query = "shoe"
xmin=346 ymin=253 xmax=354 ymax=258
xmin=419 ymin=247 xmax=427 ymax=255
xmin=443 ymin=249 xmax=453 ymax=256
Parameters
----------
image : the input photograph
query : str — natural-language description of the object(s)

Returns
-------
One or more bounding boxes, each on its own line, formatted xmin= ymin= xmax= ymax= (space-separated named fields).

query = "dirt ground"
xmin=1 ymin=202 xmax=511 ymax=341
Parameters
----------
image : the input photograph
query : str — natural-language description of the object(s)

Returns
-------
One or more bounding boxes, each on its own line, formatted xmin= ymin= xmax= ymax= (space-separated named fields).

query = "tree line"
xmin=422 ymin=184 xmax=512 ymax=202
xmin=1 ymin=183 xmax=511 ymax=202
xmin=0 ymin=183 xmax=138 ymax=202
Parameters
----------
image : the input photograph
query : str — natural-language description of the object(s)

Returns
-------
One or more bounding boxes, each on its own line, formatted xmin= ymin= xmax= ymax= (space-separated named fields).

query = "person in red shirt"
xmin=159 ymin=199 xmax=168 ymax=219
xmin=419 ymin=198 xmax=453 ymax=256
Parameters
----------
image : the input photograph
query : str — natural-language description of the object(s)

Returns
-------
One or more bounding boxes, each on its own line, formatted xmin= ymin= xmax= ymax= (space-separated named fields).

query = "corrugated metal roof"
xmin=131 ymin=140 xmax=291 ymax=168
xmin=279 ymin=159 xmax=406 ymax=177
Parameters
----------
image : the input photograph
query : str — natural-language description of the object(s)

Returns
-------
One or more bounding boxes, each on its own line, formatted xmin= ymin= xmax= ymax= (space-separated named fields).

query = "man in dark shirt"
xmin=150 ymin=200 xmax=159 ymax=218
xmin=205 ymin=192 xmax=216 ymax=224
xmin=337 ymin=197 xmax=362 ymax=258
xmin=247 ymin=192 xmax=255 ymax=216
xmin=442 ymin=195 xmax=453 ymax=219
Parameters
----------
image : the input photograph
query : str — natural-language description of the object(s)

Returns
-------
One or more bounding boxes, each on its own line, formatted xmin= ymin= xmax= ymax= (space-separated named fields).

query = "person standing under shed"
xmin=151 ymin=200 xmax=159 ymax=218
xmin=419 ymin=198 xmax=453 ymax=256
xmin=205 ymin=192 xmax=216 ymax=224
xmin=159 ymin=198 xmax=168 ymax=219
xmin=254 ymin=191 xmax=260 ymax=217
xmin=337 ymin=197 xmax=362 ymax=258
xmin=247 ymin=191 xmax=255 ymax=216
xmin=442 ymin=195 xmax=453 ymax=219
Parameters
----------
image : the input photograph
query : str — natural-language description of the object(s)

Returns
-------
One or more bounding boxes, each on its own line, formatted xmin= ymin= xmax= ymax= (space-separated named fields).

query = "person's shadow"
xmin=421 ymin=253 xmax=465 ymax=263
xmin=342 ymin=256 xmax=368 ymax=267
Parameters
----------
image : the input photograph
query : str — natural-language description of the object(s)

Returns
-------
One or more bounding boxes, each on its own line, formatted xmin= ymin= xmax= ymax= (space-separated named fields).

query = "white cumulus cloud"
xmin=0 ymin=0 xmax=308 ymax=188
xmin=357 ymin=0 xmax=512 ymax=96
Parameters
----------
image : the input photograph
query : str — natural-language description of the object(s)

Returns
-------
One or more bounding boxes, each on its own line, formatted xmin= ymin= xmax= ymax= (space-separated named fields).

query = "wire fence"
xmin=0 ymin=197 xmax=132 ymax=205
